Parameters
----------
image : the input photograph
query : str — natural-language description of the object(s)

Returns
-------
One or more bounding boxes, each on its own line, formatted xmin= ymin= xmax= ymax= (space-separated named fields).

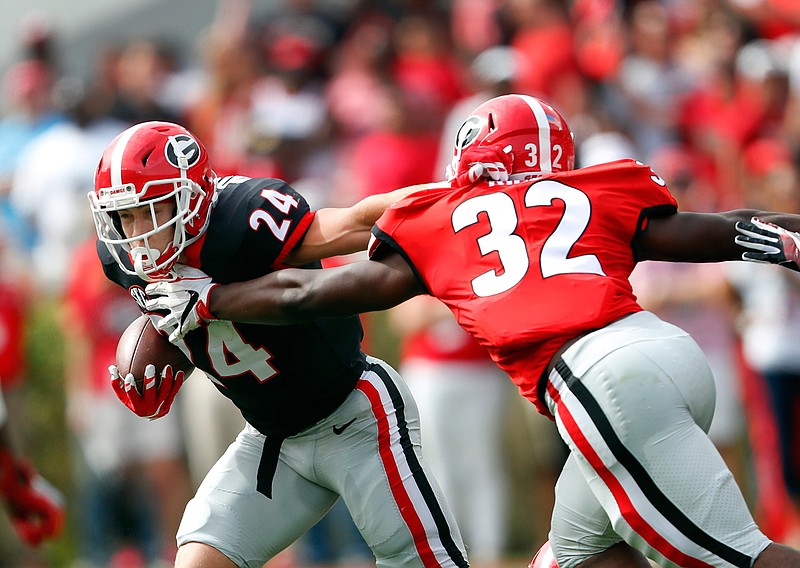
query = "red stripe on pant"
xmin=547 ymin=379 xmax=713 ymax=568
xmin=358 ymin=378 xmax=440 ymax=567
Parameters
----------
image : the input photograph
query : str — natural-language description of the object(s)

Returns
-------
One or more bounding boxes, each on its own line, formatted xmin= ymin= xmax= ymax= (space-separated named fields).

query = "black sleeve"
xmin=200 ymin=177 xmax=315 ymax=283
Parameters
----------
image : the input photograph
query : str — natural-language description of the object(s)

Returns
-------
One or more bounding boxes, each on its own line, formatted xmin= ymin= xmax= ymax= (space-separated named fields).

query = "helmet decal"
xmin=165 ymin=134 xmax=201 ymax=169
xmin=455 ymin=116 xmax=483 ymax=150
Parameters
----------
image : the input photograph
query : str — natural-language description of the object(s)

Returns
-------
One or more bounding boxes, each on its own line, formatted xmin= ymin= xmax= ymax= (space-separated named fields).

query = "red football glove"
xmin=109 ymin=363 xmax=185 ymax=420
xmin=0 ymin=449 xmax=64 ymax=547
xmin=446 ymin=143 xmax=513 ymax=189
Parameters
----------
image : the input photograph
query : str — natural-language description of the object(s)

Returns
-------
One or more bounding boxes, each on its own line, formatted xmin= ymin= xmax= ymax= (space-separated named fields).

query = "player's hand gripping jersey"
xmin=372 ymin=159 xmax=677 ymax=415
xmin=100 ymin=176 xmax=368 ymax=437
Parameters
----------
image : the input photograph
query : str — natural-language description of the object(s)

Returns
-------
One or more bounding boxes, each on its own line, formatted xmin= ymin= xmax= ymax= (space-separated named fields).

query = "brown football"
xmin=116 ymin=315 xmax=194 ymax=392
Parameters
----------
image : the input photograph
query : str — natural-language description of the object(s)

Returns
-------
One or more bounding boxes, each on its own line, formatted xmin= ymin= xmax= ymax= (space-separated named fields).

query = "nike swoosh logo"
xmin=181 ymin=290 xmax=200 ymax=327
xmin=333 ymin=417 xmax=357 ymax=435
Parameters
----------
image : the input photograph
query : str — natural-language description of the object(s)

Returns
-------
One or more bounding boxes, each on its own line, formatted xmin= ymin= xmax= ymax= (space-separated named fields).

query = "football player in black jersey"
xmin=87 ymin=121 xmax=468 ymax=568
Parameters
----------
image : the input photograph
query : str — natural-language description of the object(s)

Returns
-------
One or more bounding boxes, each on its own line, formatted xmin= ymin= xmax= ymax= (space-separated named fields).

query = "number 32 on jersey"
xmin=451 ymin=180 xmax=605 ymax=297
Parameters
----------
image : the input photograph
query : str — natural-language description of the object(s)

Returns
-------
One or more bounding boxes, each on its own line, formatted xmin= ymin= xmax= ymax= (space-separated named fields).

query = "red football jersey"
xmin=373 ymin=159 xmax=678 ymax=414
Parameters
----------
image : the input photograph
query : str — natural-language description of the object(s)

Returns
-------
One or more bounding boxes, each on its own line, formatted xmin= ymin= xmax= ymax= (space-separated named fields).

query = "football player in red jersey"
xmin=0 ymin=388 xmax=64 ymax=548
xmin=148 ymin=94 xmax=800 ymax=568
xmin=87 ymin=122 xmax=468 ymax=568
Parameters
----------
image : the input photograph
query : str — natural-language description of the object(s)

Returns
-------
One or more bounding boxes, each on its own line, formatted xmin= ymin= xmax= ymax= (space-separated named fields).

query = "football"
xmin=116 ymin=315 xmax=194 ymax=392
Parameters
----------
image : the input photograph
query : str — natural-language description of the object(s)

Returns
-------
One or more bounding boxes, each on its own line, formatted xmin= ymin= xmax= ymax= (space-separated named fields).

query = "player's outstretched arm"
xmin=211 ymin=251 xmax=425 ymax=325
xmin=283 ymin=183 xmax=439 ymax=265
xmin=635 ymin=209 xmax=800 ymax=266
xmin=145 ymin=250 xmax=425 ymax=338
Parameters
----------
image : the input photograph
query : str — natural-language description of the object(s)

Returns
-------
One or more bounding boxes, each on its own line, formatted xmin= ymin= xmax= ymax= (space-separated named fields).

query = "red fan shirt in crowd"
xmin=401 ymin=322 xmax=491 ymax=363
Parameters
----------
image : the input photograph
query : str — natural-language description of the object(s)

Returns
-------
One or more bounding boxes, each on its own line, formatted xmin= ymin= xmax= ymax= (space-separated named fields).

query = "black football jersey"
xmin=99 ymin=176 xmax=367 ymax=437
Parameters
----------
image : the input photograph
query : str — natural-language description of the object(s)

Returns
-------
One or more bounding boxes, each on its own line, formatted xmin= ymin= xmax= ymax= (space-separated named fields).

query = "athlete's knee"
xmin=574 ymin=542 xmax=653 ymax=568
xmin=175 ymin=542 xmax=238 ymax=568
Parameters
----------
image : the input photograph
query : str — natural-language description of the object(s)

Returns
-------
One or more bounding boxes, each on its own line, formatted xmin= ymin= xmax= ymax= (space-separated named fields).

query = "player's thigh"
xmin=177 ymin=425 xmax=338 ymax=568
xmin=326 ymin=358 xmax=468 ymax=568
xmin=552 ymin=330 xmax=768 ymax=566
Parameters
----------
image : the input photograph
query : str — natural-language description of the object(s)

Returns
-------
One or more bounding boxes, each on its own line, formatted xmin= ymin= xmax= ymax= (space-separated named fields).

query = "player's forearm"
xmin=287 ymin=208 xmax=370 ymax=265
xmin=287 ymin=184 xmax=434 ymax=265
xmin=209 ymin=258 xmax=424 ymax=325
xmin=691 ymin=210 xmax=764 ymax=261
xmin=208 ymin=267 xmax=367 ymax=324
xmin=352 ymin=183 xmax=431 ymax=228
xmin=639 ymin=209 xmax=798 ymax=262
xmin=209 ymin=271 xmax=311 ymax=324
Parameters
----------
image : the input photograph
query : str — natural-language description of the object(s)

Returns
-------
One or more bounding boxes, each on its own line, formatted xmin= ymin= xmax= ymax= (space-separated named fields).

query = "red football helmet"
xmin=447 ymin=94 xmax=575 ymax=181
xmin=529 ymin=540 xmax=559 ymax=568
xmin=88 ymin=121 xmax=216 ymax=281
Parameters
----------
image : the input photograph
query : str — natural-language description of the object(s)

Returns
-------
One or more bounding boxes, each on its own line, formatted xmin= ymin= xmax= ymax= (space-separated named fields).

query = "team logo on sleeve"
xmin=165 ymin=134 xmax=201 ymax=169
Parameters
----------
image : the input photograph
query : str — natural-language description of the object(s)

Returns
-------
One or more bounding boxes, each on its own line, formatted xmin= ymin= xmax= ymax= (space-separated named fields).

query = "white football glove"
xmin=145 ymin=266 xmax=218 ymax=343
xmin=734 ymin=217 xmax=800 ymax=271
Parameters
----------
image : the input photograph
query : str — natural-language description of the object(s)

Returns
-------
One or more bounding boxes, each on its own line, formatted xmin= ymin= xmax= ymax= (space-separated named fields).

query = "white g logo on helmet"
xmin=455 ymin=116 xmax=482 ymax=150
xmin=165 ymin=134 xmax=201 ymax=170
xmin=447 ymin=116 xmax=485 ymax=181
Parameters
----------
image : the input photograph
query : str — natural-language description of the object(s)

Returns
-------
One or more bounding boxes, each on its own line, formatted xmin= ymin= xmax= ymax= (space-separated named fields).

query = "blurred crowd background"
xmin=2 ymin=0 xmax=800 ymax=566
